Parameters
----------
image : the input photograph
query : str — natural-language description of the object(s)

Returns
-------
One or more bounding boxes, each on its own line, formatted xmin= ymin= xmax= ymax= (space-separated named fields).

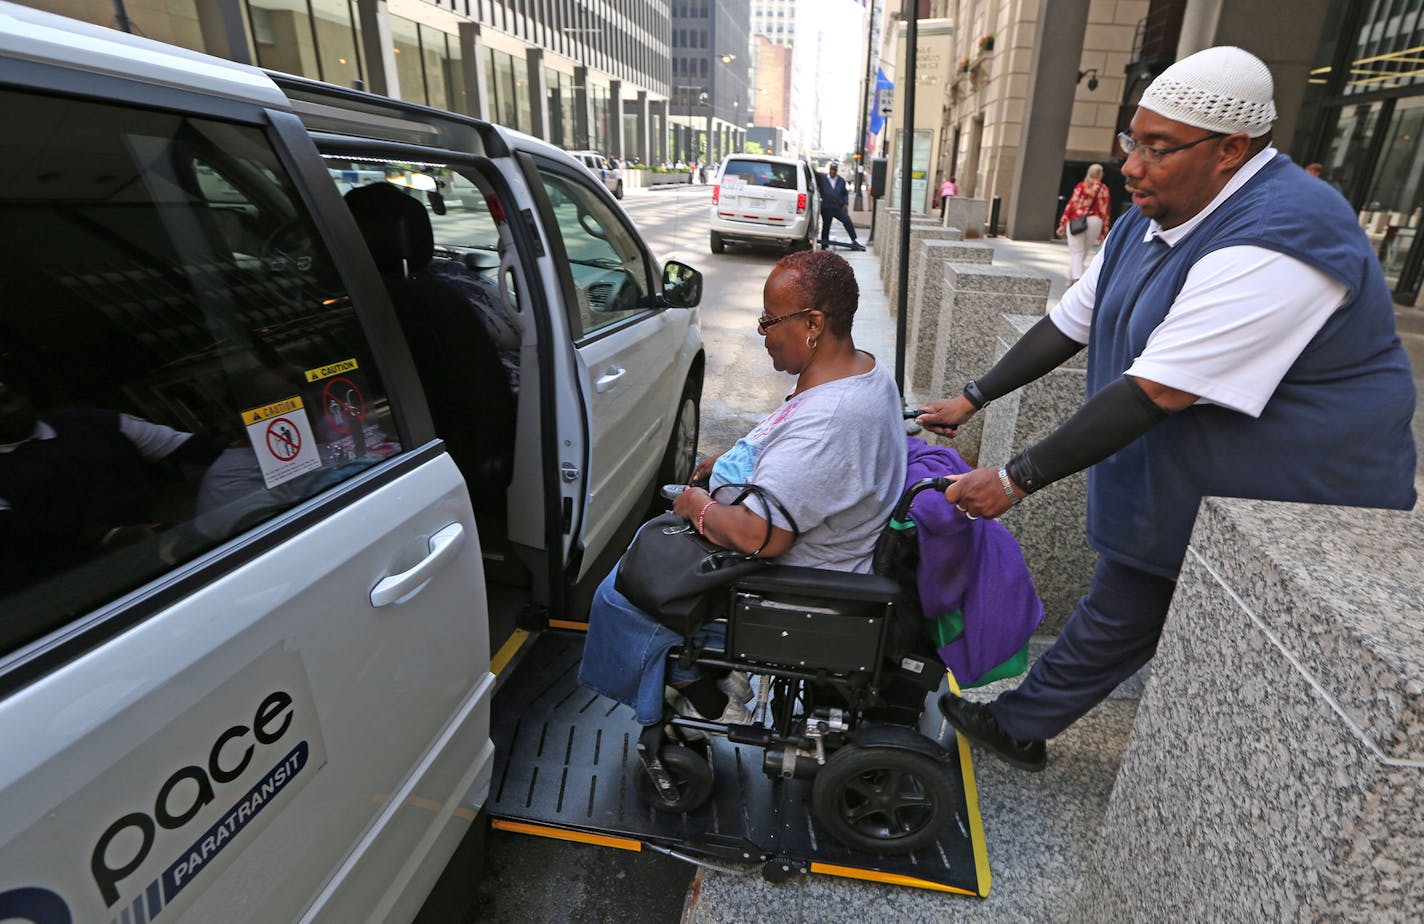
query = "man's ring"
xmin=966 ymin=512 xmax=979 ymax=520
xmin=955 ymin=504 xmax=967 ymax=513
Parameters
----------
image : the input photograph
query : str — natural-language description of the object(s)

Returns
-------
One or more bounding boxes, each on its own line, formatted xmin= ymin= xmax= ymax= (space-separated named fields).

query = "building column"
xmin=197 ymin=0 xmax=252 ymax=65
xmin=1005 ymin=0 xmax=1091 ymax=240
xmin=573 ymin=65 xmax=593 ymax=150
xmin=526 ymin=47 xmax=549 ymax=140
xmin=457 ymin=21 xmax=490 ymax=120
xmin=1177 ymin=0 xmax=1330 ymax=154
xmin=355 ymin=0 xmax=398 ymax=98
xmin=654 ymin=99 xmax=669 ymax=164
xmin=634 ymin=89 xmax=651 ymax=165
xmin=607 ymin=80 xmax=626 ymax=161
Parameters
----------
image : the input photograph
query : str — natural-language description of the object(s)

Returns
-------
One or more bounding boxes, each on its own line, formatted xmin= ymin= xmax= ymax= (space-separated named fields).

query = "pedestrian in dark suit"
xmin=815 ymin=163 xmax=864 ymax=250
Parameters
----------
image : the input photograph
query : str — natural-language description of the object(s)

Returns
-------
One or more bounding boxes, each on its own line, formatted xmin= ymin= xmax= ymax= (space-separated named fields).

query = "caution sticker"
xmin=304 ymin=358 xmax=359 ymax=383
xmin=242 ymin=396 xmax=322 ymax=488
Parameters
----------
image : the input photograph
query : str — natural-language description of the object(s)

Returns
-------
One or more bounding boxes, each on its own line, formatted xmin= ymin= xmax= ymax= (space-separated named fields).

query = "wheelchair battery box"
xmin=725 ymin=566 xmax=899 ymax=674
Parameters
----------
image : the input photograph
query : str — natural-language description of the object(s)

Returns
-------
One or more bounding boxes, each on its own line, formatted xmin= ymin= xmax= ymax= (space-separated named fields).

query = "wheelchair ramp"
xmin=487 ymin=631 xmax=990 ymax=897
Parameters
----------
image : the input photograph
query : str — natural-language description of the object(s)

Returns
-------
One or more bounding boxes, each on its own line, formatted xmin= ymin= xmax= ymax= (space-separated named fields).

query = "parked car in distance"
xmin=0 ymin=3 xmax=703 ymax=921
xmin=569 ymin=150 xmax=624 ymax=199
xmin=709 ymin=153 xmax=820 ymax=254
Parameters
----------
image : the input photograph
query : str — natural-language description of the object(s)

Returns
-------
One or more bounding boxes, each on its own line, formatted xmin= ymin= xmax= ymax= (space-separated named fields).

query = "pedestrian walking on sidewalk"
xmin=815 ymin=162 xmax=863 ymax=250
xmin=915 ymin=46 xmax=1417 ymax=773
xmin=1056 ymin=163 xmax=1112 ymax=284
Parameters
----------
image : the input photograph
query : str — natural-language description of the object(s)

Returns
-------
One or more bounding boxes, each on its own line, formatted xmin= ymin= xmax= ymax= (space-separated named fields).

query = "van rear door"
xmin=0 ymin=76 xmax=491 ymax=923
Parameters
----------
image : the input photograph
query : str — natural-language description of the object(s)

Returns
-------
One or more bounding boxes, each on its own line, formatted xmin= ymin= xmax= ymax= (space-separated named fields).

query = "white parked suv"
xmin=0 ymin=4 xmax=703 ymax=921
xmin=709 ymin=154 xmax=820 ymax=253
xmin=569 ymin=150 xmax=624 ymax=199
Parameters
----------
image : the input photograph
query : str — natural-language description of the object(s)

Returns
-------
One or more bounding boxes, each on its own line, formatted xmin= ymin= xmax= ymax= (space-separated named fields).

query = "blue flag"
xmin=868 ymin=68 xmax=893 ymax=136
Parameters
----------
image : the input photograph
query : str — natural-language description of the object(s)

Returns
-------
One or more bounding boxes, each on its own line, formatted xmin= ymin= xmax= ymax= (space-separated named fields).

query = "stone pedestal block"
xmin=904 ymin=229 xmax=968 ymax=332
xmin=879 ymin=207 xmax=945 ymax=293
xmin=1071 ymin=498 xmax=1424 ymax=923
xmin=906 ymin=241 xmax=993 ymax=394
xmin=977 ymin=314 xmax=1091 ymax=633
xmin=943 ymin=197 xmax=987 ymax=238
xmin=930 ymin=266 xmax=1050 ymax=464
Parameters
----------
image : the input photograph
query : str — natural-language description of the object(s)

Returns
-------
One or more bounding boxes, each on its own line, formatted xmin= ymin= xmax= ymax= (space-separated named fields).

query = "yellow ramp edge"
xmin=808 ymin=862 xmax=977 ymax=895
xmin=491 ymin=818 xmax=643 ymax=852
xmin=946 ymin=669 xmax=993 ymax=897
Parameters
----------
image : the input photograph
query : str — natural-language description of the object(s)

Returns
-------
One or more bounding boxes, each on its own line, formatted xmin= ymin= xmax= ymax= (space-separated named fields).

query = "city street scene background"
xmin=9 ymin=1 xmax=1424 ymax=922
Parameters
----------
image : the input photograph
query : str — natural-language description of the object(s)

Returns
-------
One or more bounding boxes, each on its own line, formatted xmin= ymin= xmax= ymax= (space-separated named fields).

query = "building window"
xmin=246 ymin=0 xmax=321 ymax=78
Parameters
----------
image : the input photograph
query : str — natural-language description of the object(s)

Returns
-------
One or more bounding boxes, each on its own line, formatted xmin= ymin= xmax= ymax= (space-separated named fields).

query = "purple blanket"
xmin=905 ymin=437 xmax=1043 ymax=684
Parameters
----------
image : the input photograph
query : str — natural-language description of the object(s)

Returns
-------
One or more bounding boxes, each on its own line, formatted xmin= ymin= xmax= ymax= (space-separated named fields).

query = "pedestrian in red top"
xmin=1057 ymin=163 xmax=1112 ymax=284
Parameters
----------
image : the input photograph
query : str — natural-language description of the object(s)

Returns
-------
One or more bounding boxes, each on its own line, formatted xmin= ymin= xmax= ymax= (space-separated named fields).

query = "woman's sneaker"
xmin=718 ymin=671 xmax=754 ymax=705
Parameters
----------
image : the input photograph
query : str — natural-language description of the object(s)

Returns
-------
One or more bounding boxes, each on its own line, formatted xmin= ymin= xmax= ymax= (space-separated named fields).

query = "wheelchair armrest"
xmin=730 ymin=564 xmax=900 ymax=602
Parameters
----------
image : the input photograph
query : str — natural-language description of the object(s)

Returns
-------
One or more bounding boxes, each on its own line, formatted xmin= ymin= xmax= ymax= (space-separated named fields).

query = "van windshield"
xmin=720 ymin=159 xmax=797 ymax=190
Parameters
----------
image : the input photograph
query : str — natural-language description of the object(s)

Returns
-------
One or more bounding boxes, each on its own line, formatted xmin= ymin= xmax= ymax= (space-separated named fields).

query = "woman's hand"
xmin=672 ymin=485 xmax=712 ymax=521
xmin=942 ymin=468 xmax=1023 ymax=520
xmin=690 ymin=453 xmax=721 ymax=486
xmin=916 ymin=397 xmax=977 ymax=437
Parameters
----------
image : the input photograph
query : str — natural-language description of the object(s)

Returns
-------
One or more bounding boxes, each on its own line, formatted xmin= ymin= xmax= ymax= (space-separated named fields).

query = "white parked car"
xmin=709 ymin=153 xmax=821 ymax=253
xmin=568 ymin=150 xmax=624 ymax=199
xmin=0 ymin=4 xmax=703 ymax=921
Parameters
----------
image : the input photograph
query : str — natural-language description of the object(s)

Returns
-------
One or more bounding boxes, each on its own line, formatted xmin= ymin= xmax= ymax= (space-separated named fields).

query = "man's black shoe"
xmin=850 ymin=241 xmax=866 ymax=251
xmin=938 ymin=693 xmax=1046 ymax=772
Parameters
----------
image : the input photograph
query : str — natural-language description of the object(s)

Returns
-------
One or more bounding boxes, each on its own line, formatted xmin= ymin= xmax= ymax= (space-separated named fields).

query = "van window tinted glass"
xmin=537 ymin=168 xmax=650 ymax=337
xmin=721 ymin=159 xmax=798 ymax=190
xmin=0 ymin=90 xmax=404 ymax=659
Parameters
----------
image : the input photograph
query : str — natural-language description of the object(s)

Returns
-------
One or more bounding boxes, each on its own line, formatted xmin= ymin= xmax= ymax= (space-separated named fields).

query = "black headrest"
xmin=344 ymin=183 xmax=434 ymax=275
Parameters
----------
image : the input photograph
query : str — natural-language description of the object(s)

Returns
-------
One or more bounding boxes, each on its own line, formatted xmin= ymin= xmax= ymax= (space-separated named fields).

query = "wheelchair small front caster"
xmin=633 ymin=744 xmax=713 ymax=813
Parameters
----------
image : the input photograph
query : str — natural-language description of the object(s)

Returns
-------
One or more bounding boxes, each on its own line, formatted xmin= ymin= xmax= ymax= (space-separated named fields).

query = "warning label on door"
xmin=242 ymin=396 xmax=322 ymax=488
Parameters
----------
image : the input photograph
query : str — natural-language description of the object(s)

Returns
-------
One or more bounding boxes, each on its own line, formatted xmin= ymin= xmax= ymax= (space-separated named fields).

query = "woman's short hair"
xmin=775 ymin=250 xmax=859 ymax=338
xmin=1086 ymin=163 xmax=1104 ymax=180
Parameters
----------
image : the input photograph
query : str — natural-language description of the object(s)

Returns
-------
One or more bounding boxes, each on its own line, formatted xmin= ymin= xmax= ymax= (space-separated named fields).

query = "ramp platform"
xmin=487 ymin=630 xmax=990 ymax=896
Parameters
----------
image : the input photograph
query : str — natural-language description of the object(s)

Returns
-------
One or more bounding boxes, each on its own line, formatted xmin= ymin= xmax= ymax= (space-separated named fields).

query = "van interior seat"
xmin=344 ymin=183 xmax=516 ymax=515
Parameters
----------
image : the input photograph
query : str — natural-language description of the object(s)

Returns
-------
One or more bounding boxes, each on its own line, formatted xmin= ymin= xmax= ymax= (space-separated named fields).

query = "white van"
xmin=0 ymin=5 xmax=703 ymax=922
xmin=709 ymin=153 xmax=820 ymax=253
xmin=568 ymin=150 xmax=624 ymax=199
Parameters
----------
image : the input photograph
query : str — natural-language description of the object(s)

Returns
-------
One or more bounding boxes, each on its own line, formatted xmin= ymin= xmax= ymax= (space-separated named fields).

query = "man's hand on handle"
xmin=915 ymin=397 xmax=978 ymax=437
xmin=942 ymin=467 xmax=1025 ymax=521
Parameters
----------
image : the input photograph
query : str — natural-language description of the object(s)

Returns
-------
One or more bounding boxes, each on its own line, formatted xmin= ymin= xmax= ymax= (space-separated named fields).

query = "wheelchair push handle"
xmin=890 ymin=476 xmax=953 ymax=522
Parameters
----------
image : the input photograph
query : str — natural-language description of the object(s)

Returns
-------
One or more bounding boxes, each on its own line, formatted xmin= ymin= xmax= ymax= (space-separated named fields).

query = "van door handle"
xmin=595 ymin=366 xmax=626 ymax=392
xmin=370 ymin=523 xmax=465 ymax=607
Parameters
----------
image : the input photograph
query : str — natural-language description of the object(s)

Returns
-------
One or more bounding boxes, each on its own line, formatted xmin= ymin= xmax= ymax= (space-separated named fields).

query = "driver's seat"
xmin=344 ymin=183 xmax=516 ymax=514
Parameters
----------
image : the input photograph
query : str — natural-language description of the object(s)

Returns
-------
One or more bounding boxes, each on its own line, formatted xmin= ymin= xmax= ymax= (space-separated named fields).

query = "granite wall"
xmin=978 ymin=314 xmax=1091 ymax=634
xmin=930 ymin=265 xmax=1051 ymax=465
xmin=942 ymin=197 xmax=987 ymax=238
xmin=906 ymin=241 xmax=993 ymax=397
xmin=1071 ymin=497 xmax=1424 ymax=922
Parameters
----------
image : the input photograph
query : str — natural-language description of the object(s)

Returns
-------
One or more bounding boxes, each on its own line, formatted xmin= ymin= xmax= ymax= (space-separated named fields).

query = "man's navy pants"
xmin=820 ymin=208 xmax=857 ymax=245
xmin=991 ymin=556 xmax=1176 ymax=741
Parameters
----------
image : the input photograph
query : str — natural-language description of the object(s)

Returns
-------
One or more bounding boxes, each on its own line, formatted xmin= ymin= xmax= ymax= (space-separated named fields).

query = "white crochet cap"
xmin=1139 ymin=46 xmax=1277 ymax=138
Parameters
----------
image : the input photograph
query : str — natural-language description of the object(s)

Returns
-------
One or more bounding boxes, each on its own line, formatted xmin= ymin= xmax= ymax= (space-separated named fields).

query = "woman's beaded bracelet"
xmin=695 ymin=499 xmax=717 ymax=535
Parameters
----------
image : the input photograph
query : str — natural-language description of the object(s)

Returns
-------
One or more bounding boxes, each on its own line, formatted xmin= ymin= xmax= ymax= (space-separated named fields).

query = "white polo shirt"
xmin=1048 ymin=146 xmax=1349 ymax=418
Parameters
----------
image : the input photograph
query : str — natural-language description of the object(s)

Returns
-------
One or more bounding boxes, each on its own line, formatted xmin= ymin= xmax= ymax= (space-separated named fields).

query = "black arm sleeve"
xmin=972 ymin=314 xmax=1086 ymax=401
xmin=1004 ymin=376 xmax=1170 ymax=493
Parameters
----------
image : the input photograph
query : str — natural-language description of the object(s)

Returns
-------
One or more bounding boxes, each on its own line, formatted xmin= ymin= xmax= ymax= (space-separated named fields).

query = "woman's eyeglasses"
xmin=757 ymin=307 xmax=816 ymax=330
xmin=1117 ymin=131 xmax=1226 ymax=165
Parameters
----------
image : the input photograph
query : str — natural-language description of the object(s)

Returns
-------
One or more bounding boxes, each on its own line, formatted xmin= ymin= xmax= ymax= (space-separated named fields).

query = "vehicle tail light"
xmin=712 ymin=184 xmax=720 ymax=204
xmin=796 ymin=192 xmax=807 ymax=213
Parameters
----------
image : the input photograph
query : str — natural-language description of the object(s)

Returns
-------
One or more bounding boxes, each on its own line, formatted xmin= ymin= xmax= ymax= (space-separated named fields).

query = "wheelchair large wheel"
xmin=633 ymin=744 xmax=714 ymax=814
xmin=810 ymin=744 xmax=954 ymax=855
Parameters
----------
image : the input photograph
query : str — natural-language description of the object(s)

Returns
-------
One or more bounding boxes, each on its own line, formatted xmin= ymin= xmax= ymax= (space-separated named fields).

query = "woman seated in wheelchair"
xmin=579 ymin=249 xmax=906 ymax=732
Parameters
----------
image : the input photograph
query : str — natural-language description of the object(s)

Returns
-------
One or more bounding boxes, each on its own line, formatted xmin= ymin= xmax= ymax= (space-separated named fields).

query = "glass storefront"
xmin=1302 ymin=0 xmax=1424 ymax=303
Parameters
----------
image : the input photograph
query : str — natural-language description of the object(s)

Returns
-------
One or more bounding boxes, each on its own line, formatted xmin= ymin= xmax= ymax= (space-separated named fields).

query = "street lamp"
xmin=675 ymin=85 xmax=708 ymax=164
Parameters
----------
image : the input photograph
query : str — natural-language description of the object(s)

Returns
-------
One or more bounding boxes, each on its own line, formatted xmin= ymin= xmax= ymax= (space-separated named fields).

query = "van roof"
xmin=721 ymin=153 xmax=802 ymax=165
xmin=0 ymin=1 xmax=289 ymax=109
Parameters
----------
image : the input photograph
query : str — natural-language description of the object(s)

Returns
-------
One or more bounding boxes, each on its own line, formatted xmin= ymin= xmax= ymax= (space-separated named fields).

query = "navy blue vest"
xmin=1086 ymin=153 xmax=1417 ymax=578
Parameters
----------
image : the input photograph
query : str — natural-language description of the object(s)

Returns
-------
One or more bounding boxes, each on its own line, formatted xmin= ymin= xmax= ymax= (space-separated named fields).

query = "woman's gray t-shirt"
xmin=708 ymin=358 xmax=906 ymax=572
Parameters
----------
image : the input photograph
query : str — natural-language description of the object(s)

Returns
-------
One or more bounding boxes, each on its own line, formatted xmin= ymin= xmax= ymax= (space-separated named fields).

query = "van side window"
xmin=0 ymin=90 xmax=404 ymax=659
xmin=537 ymin=170 xmax=649 ymax=338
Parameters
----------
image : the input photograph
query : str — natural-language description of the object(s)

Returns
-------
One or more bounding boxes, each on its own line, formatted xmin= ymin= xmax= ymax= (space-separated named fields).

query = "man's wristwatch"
xmin=997 ymin=467 xmax=1021 ymax=505
xmin=963 ymin=379 xmax=990 ymax=409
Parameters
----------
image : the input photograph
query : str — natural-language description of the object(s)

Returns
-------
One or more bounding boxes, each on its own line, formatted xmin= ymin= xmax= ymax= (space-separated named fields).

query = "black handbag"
xmin=615 ymin=483 xmax=799 ymax=637
xmin=1068 ymin=214 xmax=1088 ymax=235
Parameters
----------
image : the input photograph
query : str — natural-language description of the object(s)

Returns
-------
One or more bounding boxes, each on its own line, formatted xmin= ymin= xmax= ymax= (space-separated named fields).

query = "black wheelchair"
xmin=633 ymin=477 xmax=958 ymax=857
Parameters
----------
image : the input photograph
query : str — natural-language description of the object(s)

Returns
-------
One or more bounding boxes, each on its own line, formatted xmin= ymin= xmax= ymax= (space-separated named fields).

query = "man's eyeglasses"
xmin=757 ymin=307 xmax=816 ymax=330
xmin=1117 ymin=131 xmax=1226 ymax=165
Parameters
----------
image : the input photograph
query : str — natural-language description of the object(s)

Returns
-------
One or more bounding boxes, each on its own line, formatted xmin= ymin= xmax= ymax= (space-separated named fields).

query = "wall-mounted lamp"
xmin=1078 ymin=68 xmax=1099 ymax=91
xmin=720 ymin=53 xmax=737 ymax=65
